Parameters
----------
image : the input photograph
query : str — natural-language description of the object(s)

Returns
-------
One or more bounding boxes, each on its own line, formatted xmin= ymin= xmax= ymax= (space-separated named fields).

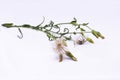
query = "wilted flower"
xmin=54 ymin=38 xmax=77 ymax=62
xmin=74 ymin=35 xmax=86 ymax=45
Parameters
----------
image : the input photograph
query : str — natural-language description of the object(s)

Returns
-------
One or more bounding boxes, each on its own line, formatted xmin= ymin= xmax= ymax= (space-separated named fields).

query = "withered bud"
xmin=59 ymin=54 xmax=63 ymax=62
xmin=76 ymin=39 xmax=85 ymax=45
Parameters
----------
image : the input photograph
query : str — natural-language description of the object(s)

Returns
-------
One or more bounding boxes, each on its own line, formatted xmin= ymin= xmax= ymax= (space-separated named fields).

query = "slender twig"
xmin=1 ymin=18 xmax=105 ymax=42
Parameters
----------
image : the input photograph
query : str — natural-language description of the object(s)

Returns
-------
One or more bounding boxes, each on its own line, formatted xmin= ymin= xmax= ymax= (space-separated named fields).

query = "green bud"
xmin=92 ymin=30 xmax=99 ymax=38
xmin=86 ymin=37 xmax=94 ymax=43
xmin=2 ymin=23 xmax=13 ymax=28
xmin=65 ymin=51 xmax=77 ymax=61
xmin=96 ymin=32 xmax=105 ymax=39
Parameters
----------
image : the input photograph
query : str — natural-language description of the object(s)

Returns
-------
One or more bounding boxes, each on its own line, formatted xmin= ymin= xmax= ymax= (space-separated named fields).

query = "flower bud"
xmin=96 ymin=32 xmax=105 ymax=39
xmin=86 ymin=37 xmax=94 ymax=43
xmin=65 ymin=51 xmax=77 ymax=61
xmin=92 ymin=30 xmax=99 ymax=38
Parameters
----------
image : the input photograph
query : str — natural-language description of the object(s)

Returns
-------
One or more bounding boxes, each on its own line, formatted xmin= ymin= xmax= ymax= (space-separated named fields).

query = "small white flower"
xmin=54 ymin=38 xmax=77 ymax=62
xmin=54 ymin=38 xmax=67 ymax=62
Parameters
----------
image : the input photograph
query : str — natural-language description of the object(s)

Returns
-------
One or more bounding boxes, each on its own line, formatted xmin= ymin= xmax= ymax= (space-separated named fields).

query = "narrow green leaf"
xmin=82 ymin=23 xmax=89 ymax=26
xmin=64 ymin=36 xmax=72 ymax=40
xmin=80 ymin=28 xmax=86 ymax=31
xmin=2 ymin=23 xmax=13 ymax=28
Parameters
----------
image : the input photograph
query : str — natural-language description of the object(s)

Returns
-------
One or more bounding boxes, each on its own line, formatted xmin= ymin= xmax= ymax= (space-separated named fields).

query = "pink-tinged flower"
xmin=74 ymin=35 xmax=86 ymax=45
xmin=54 ymin=38 xmax=77 ymax=62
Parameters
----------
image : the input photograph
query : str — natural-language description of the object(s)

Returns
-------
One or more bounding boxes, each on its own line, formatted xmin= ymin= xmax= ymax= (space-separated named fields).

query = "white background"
xmin=0 ymin=0 xmax=120 ymax=80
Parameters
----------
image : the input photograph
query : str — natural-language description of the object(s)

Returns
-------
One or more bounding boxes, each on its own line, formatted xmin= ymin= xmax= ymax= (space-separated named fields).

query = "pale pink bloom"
xmin=54 ymin=38 xmax=77 ymax=62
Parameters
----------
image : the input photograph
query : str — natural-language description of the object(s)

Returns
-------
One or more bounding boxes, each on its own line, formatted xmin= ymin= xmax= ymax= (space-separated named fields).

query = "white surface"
xmin=0 ymin=0 xmax=120 ymax=80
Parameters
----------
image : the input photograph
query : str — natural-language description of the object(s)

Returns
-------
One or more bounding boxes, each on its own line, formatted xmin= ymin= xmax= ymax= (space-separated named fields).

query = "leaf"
xmin=80 ymin=28 xmax=86 ymax=31
xmin=49 ymin=21 xmax=54 ymax=26
xmin=2 ymin=23 xmax=13 ymax=28
xmin=47 ymin=33 xmax=55 ymax=41
xmin=86 ymin=37 xmax=94 ymax=43
xmin=82 ymin=23 xmax=89 ymax=26
xmin=70 ymin=18 xmax=78 ymax=26
xmin=64 ymin=36 xmax=72 ymax=40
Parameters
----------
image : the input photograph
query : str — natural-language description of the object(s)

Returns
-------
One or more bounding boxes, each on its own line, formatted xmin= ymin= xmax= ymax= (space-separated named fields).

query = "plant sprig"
xmin=1 ymin=18 xmax=105 ymax=43
xmin=1 ymin=18 xmax=105 ymax=62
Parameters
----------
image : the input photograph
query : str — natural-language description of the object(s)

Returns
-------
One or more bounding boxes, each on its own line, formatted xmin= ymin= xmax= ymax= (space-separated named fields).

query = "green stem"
xmin=69 ymin=31 xmax=91 ymax=34
xmin=55 ymin=22 xmax=71 ymax=26
xmin=1 ymin=18 xmax=104 ymax=41
xmin=85 ymin=26 xmax=93 ymax=30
